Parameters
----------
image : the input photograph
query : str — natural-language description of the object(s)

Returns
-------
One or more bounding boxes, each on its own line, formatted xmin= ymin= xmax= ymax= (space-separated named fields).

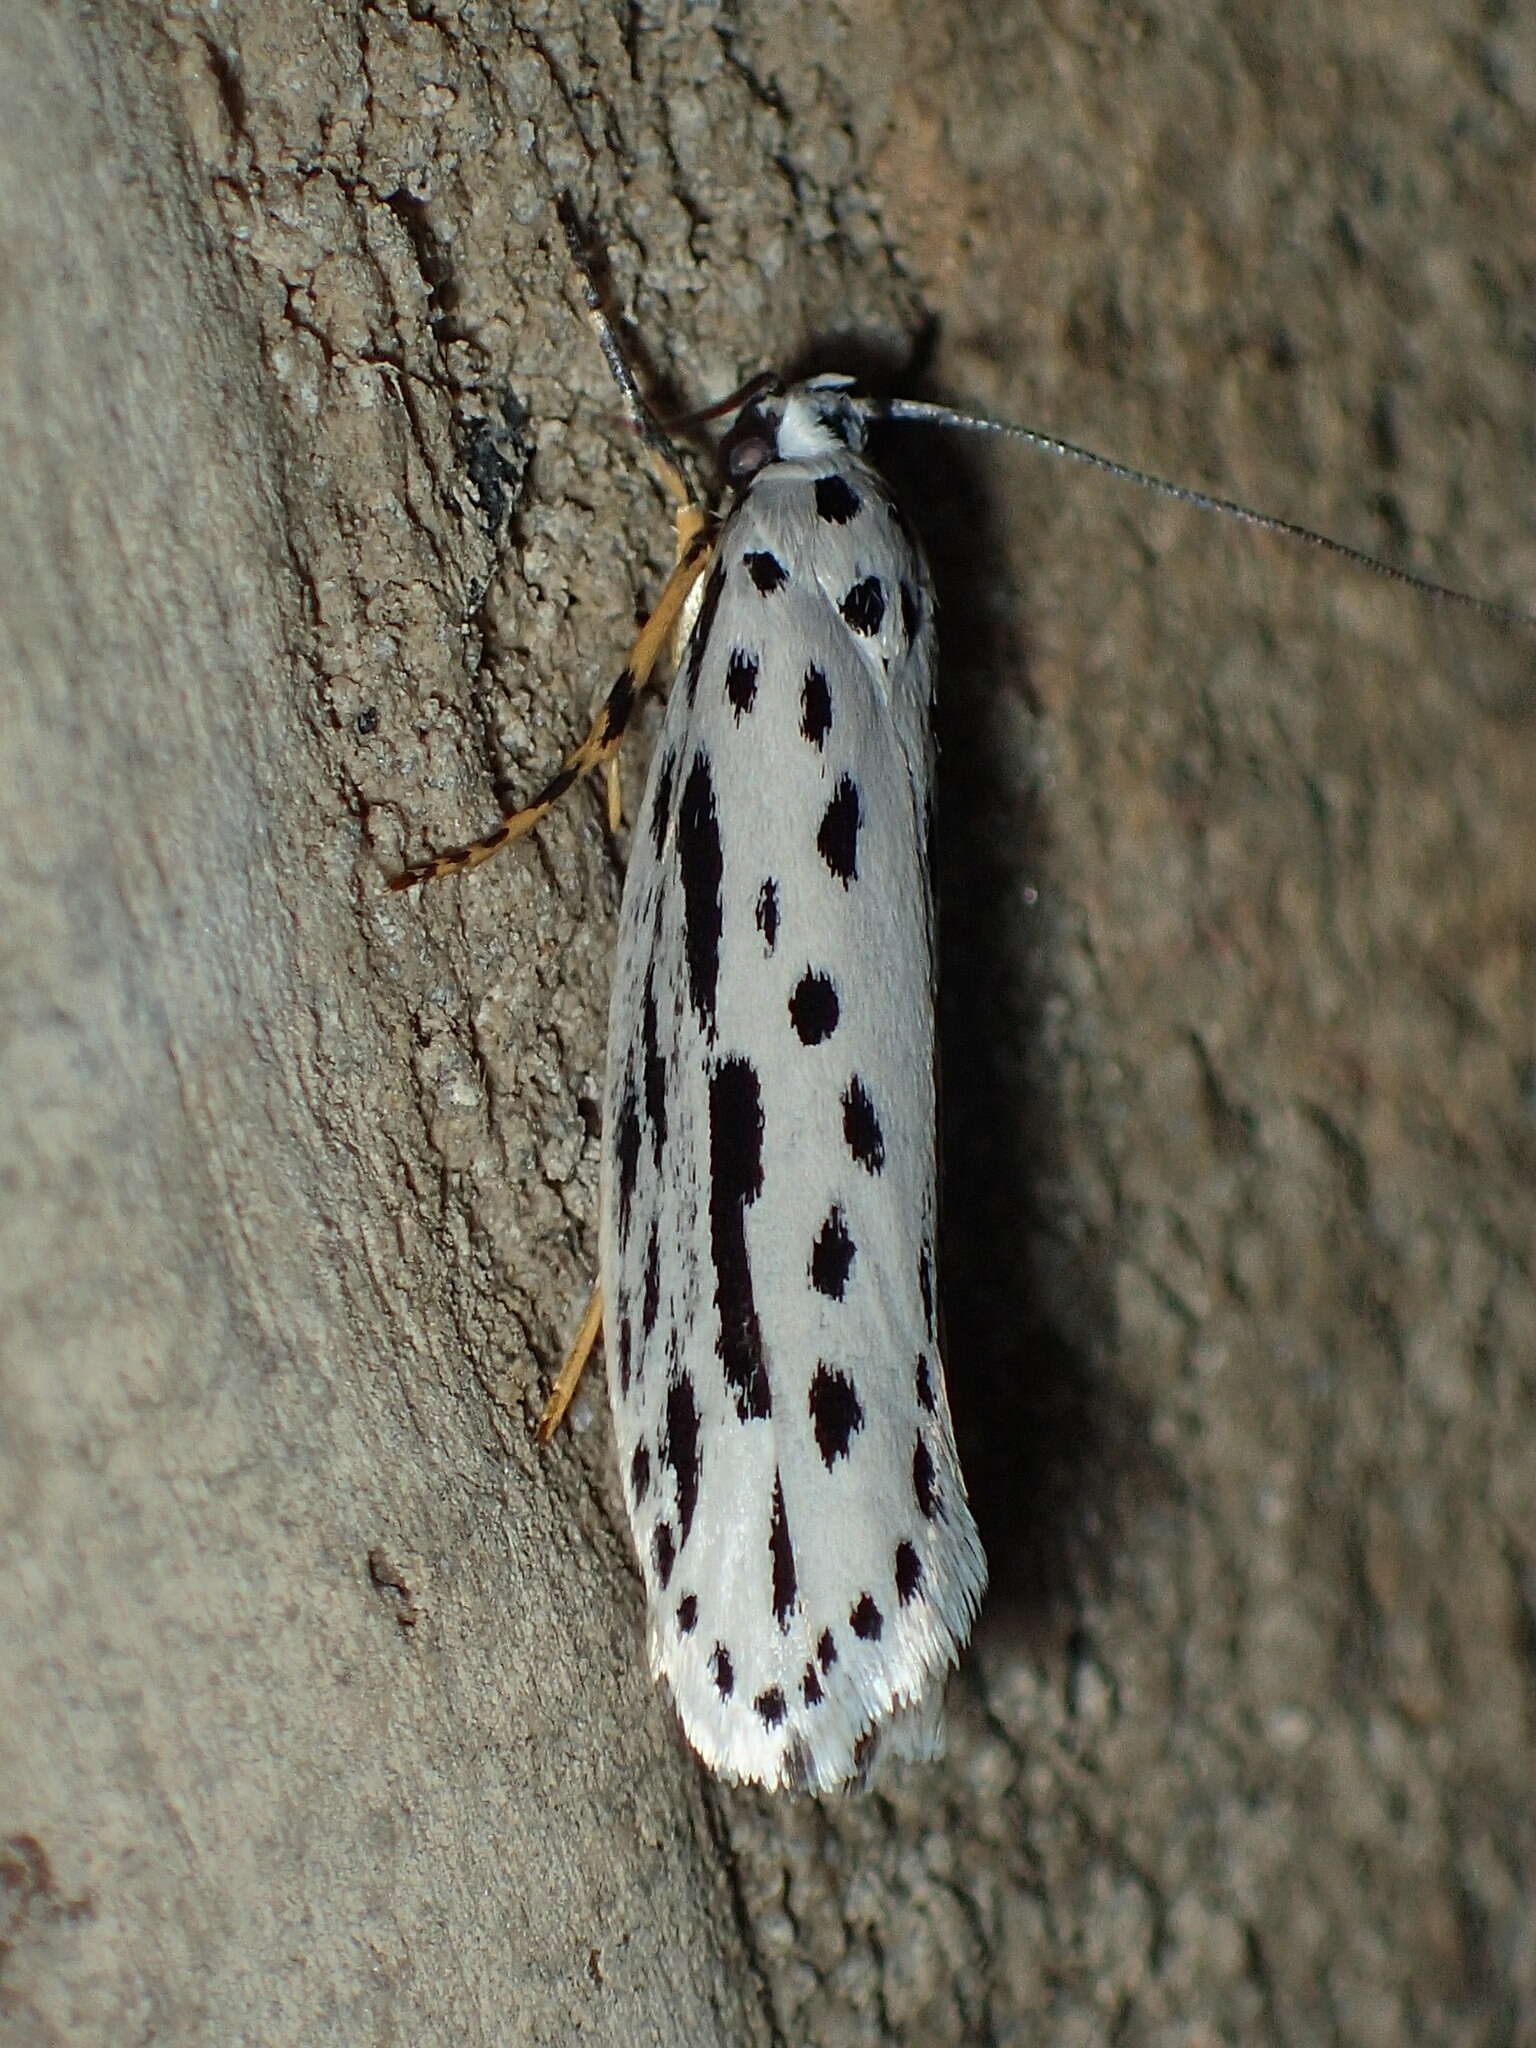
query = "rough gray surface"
xmin=2 ymin=2 xmax=1532 ymax=2044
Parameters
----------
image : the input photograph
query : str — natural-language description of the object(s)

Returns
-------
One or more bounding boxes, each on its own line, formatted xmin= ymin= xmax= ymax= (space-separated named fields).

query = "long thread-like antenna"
xmin=871 ymin=396 xmax=1532 ymax=631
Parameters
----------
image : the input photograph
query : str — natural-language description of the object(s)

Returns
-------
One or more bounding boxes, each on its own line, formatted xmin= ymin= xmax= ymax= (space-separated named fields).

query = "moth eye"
xmin=728 ymin=435 xmax=773 ymax=482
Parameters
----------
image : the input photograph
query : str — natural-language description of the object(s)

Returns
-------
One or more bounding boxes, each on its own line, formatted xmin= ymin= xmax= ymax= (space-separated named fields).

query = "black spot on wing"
xmin=816 ymin=775 xmax=860 ymax=886
xmin=652 ymin=1520 xmax=676 ymax=1589
xmin=755 ymin=877 xmax=780 ymax=952
xmin=682 ymin=559 xmax=727 ymax=707
xmin=789 ymin=969 xmax=839 ymax=1046
xmin=915 ymin=1353 xmax=937 ymax=1414
xmin=711 ymin=1643 xmax=734 ymax=1698
xmin=745 ymin=549 xmax=788 ymax=594
xmin=895 ymin=1541 xmax=923 ymax=1605
xmin=725 ymin=646 xmax=758 ymax=717
xmin=616 ymin=1313 xmax=632 ymax=1396
xmin=615 ymin=1079 xmax=642 ymax=1243
xmin=709 ymin=1056 xmax=770 ymax=1421
xmin=850 ymin=1593 xmax=883 ymax=1641
xmin=800 ymin=663 xmax=832 ymax=748
xmin=754 ymin=1686 xmax=787 ymax=1728
xmin=840 ymin=575 xmax=885 ymax=636
xmin=814 ymin=473 xmax=862 ymax=524
xmin=919 ymin=1240 xmax=935 ymax=1336
xmin=662 ymin=1372 xmax=701 ymax=1546
xmin=629 ymin=1441 xmax=650 ymax=1505
xmin=769 ymin=1471 xmax=797 ymax=1629
xmin=677 ymin=751 xmax=723 ymax=1038
xmin=842 ymin=1077 xmax=885 ymax=1173
xmin=817 ymin=1629 xmax=837 ymax=1672
xmin=899 ymin=580 xmax=922 ymax=646
xmin=810 ymin=1206 xmax=855 ymax=1300
xmin=914 ymin=1435 xmax=939 ymax=1520
xmin=641 ymin=1221 xmax=660 ymax=1337
xmin=677 ymin=1593 xmax=698 ymax=1635
xmin=647 ymin=747 xmax=676 ymax=861
xmin=642 ymin=968 xmax=667 ymax=1166
xmin=809 ymin=1363 xmax=864 ymax=1467
xmin=801 ymin=1663 xmax=824 ymax=1707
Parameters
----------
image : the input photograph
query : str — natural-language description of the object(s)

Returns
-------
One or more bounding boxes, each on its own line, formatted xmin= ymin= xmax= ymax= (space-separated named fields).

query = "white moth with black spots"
xmin=394 ymin=236 xmax=984 ymax=1794
xmin=594 ymin=375 xmax=986 ymax=1792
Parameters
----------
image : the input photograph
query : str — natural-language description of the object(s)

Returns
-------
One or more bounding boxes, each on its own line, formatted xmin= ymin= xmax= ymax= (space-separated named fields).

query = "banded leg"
xmin=556 ymin=192 xmax=699 ymax=523
xmin=389 ymin=518 xmax=713 ymax=891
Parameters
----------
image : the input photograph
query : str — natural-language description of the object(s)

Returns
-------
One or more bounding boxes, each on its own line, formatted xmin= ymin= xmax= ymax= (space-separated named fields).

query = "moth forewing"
xmin=599 ymin=384 xmax=985 ymax=1791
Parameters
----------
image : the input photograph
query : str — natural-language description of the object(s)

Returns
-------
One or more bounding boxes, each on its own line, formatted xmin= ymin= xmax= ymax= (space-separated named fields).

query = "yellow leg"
xmin=535 ymin=1286 xmax=604 ymax=1443
xmin=389 ymin=518 xmax=713 ymax=891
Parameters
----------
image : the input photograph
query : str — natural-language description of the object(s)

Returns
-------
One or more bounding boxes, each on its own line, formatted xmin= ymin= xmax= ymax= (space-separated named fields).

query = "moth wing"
xmin=601 ymin=449 xmax=985 ymax=1792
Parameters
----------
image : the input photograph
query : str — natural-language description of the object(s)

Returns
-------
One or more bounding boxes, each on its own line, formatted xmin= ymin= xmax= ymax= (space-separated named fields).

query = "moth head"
xmin=719 ymin=373 xmax=868 ymax=486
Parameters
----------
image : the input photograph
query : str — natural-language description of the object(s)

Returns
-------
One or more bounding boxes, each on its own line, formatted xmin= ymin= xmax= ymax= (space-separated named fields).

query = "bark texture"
xmin=2 ymin=2 xmax=1532 ymax=2044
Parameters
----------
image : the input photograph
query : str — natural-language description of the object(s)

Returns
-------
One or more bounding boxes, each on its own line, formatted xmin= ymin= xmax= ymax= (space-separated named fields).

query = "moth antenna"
xmin=871 ymin=396 xmax=1532 ymax=631
xmin=662 ymin=372 xmax=782 ymax=432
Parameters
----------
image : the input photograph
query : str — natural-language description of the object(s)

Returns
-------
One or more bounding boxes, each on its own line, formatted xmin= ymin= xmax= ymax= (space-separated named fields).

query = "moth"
xmin=393 ymin=216 xmax=986 ymax=1793
xmin=393 ymin=210 xmax=1519 ymax=1794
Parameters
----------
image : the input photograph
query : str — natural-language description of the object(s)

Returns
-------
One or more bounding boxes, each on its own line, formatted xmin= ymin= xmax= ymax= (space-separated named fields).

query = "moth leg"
xmin=556 ymin=192 xmax=700 ymax=533
xmin=535 ymin=1285 xmax=604 ymax=1443
xmin=389 ymin=523 xmax=714 ymax=891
